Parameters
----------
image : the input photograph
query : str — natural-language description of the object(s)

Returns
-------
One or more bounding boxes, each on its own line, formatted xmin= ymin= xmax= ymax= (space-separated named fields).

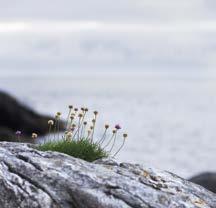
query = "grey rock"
xmin=0 ymin=142 xmax=216 ymax=208
xmin=189 ymin=172 xmax=216 ymax=193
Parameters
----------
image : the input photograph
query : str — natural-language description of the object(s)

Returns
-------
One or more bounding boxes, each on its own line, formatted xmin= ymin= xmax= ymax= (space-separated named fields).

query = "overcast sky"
xmin=0 ymin=0 xmax=216 ymax=71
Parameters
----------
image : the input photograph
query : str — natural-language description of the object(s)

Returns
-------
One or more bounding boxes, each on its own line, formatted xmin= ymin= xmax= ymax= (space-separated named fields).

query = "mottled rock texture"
xmin=0 ymin=142 xmax=216 ymax=208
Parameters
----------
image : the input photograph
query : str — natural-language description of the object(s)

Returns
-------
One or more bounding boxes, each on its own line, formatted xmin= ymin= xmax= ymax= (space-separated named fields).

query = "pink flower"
xmin=15 ymin=131 xmax=22 ymax=136
xmin=115 ymin=124 xmax=121 ymax=130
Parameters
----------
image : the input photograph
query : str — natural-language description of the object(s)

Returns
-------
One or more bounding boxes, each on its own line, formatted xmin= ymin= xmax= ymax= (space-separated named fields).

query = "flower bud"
xmin=123 ymin=133 xmax=128 ymax=138
xmin=93 ymin=111 xmax=98 ymax=115
xmin=15 ymin=131 xmax=21 ymax=136
xmin=48 ymin=120 xmax=54 ymax=125
xmin=32 ymin=133 xmax=38 ymax=139
xmin=78 ymin=113 xmax=83 ymax=118
xmin=115 ymin=124 xmax=121 ymax=130
xmin=67 ymin=132 xmax=73 ymax=138
xmin=56 ymin=112 xmax=61 ymax=116
xmin=92 ymin=119 xmax=96 ymax=123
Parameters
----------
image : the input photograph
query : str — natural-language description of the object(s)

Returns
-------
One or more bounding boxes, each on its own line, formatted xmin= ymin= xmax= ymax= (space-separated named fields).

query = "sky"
xmin=0 ymin=0 xmax=216 ymax=72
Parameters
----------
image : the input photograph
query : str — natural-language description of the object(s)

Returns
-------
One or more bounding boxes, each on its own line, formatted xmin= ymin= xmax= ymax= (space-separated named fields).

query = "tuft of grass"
xmin=38 ymin=139 xmax=108 ymax=162
xmin=35 ymin=105 xmax=128 ymax=162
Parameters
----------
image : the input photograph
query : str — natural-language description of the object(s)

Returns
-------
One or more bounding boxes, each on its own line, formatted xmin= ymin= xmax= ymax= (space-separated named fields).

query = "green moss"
xmin=37 ymin=139 xmax=108 ymax=162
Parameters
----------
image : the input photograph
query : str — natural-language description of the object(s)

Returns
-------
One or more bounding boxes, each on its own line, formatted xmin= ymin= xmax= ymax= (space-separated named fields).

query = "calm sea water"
xmin=1 ymin=70 xmax=216 ymax=178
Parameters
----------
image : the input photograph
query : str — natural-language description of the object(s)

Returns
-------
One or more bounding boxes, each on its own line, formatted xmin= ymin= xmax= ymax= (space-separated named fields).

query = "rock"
xmin=0 ymin=91 xmax=64 ymax=142
xmin=0 ymin=127 xmax=17 ymax=142
xmin=0 ymin=142 xmax=215 ymax=208
xmin=189 ymin=172 xmax=216 ymax=194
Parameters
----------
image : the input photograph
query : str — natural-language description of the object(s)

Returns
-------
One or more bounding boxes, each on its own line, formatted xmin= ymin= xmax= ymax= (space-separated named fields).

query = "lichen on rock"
xmin=0 ymin=142 xmax=215 ymax=208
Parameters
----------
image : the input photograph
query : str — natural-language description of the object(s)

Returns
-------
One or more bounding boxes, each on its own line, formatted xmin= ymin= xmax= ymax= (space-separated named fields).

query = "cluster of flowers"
xmin=15 ymin=105 xmax=128 ymax=157
xmin=47 ymin=105 xmax=128 ymax=157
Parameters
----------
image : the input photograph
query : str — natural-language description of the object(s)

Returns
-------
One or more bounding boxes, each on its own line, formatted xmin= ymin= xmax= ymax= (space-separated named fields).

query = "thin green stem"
xmin=68 ymin=118 xmax=74 ymax=130
xmin=80 ymin=125 xmax=87 ymax=140
xmin=54 ymin=119 xmax=57 ymax=140
xmin=113 ymin=138 xmax=126 ymax=157
xmin=73 ymin=117 xmax=81 ymax=140
xmin=48 ymin=125 xmax=52 ymax=142
xmin=79 ymin=112 xmax=86 ymax=140
xmin=91 ymin=116 xmax=97 ymax=143
xmin=57 ymin=119 xmax=60 ymax=139
xmin=66 ymin=109 xmax=72 ymax=130
xmin=108 ymin=132 xmax=117 ymax=153
xmin=103 ymin=133 xmax=115 ymax=149
xmin=96 ymin=129 xmax=107 ymax=145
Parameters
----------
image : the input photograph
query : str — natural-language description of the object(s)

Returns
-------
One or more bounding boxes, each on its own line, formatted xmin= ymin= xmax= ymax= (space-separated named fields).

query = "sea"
xmin=1 ymin=69 xmax=216 ymax=178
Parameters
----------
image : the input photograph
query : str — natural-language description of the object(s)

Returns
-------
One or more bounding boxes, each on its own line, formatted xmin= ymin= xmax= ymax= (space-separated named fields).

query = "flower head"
xmin=32 ymin=133 xmax=38 ymax=139
xmin=15 ymin=131 xmax=21 ymax=136
xmin=115 ymin=124 xmax=121 ymax=130
xmin=92 ymin=119 xmax=96 ymax=123
xmin=56 ymin=112 xmax=61 ymax=116
xmin=78 ymin=113 xmax=83 ymax=118
xmin=68 ymin=105 xmax=73 ymax=109
xmin=93 ymin=111 xmax=98 ymax=116
xmin=123 ymin=133 xmax=128 ymax=138
xmin=55 ymin=112 xmax=61 ymax=119
xmin=48 ymin=120 xmax=54 ymax=125
xmin=105 ymin=124 xmax=109 ymax=129
xmin=67 ymin=131 xmax=73 ymax=138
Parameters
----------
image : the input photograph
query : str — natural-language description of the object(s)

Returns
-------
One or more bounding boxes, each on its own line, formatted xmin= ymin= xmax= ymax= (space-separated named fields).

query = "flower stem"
xmin=103 ymin=132 xmax=115 ymax=149
xmin=96 ymin=129 xmax=107 ymax=145
xmin=113 ymin=138 xmax=126 ymax=157
xmin=66 ymin=109 xmax=72 ymax=130
xmin=108 ymin=132 xmax=117 ymax=153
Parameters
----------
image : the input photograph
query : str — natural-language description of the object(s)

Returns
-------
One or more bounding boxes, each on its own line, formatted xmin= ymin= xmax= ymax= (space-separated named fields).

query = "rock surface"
xmin=189 ymin=172 xmax=216 ymax=194
xmin=0 ymin=91 xmax=64 ymax=141
xmin=0 ymin=142 xmax=216 ymax=208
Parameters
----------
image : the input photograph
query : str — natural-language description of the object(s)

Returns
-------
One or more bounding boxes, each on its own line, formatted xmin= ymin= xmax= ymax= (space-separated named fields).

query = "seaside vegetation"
xmin=38 ymin=139 xmax=108 ymax=162
xmin=34 ymin=106 xmax=127 ymax=162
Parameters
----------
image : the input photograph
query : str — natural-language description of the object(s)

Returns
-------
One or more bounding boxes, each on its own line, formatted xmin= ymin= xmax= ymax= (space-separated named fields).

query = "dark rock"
xmin=0 ymin=142 xmax=215 ymax=208
xmin=0 ymin=127 xmax=16 ymax=142
xmin=0 ymin=91 xmax=64 ymax=142
xmin=189 ymin=172 xmax=216 ymax=193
